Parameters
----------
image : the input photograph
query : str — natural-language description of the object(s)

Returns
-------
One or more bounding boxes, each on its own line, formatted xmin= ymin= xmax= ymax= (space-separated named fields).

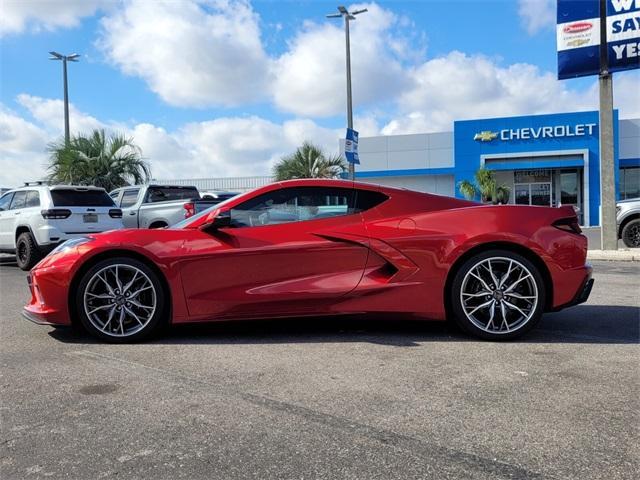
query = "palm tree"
xmin=458 ymin=167 xmax=510 ymax=204
xmin=47 ymin=129 xmax=151 ymax=191
xmin=273 ymin=142 xmax=346 ymax=181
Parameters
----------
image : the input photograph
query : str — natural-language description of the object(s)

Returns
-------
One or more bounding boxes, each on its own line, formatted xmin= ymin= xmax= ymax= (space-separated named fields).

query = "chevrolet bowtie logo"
xmin=474 ymin=131 xmax=498 ymax=142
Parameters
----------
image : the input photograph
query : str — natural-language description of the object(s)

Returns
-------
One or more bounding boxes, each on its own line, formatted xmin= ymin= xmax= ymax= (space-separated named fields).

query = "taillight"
xmin=183 ymin=202 xmax=195 ymax=218
xmin=41 ymin=209 xmax=71 ymax=219
xmin=553 ymin=217 xmax=582 ymax=234
xmin=109 ymin=208 xmax=123 ymax=218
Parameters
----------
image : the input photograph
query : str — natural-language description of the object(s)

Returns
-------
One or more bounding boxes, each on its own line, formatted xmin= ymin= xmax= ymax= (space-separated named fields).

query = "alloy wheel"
xmin=460 ymin=257 xmax=538 ymax=334
xmin=83 ymin=264 xmax=157 ymax=337
xmin=624 ymin=222 xmax=640 ymax=247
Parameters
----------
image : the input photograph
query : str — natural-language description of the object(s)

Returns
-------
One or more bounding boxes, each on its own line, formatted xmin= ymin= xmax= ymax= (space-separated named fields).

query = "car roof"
xmin=49 ymin=185 xmax=106 ymax=191
xmin=111 ymin=184 xmax=198 ymax=191
xmin=147 ymin=184 xmax=198 ymax=189
xmin=4 ymin=184 xmax=107 ymax=194
xmin=276 ymin=178 xmax=382 ymax=190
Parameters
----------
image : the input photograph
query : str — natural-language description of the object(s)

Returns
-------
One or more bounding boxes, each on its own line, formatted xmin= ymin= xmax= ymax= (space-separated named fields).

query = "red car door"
xmin=179 ymin=186 xmax=370 ymax=319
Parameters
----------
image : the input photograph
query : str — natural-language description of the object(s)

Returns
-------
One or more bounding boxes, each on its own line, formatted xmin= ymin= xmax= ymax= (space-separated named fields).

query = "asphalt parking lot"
xmin=1 ymin=257 xmax=638 ymax=480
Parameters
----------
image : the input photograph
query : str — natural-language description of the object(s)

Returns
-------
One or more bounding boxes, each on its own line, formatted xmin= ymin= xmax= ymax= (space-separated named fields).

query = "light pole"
xmin=327 ymin=6 xmax=367 ymax=180
xmin=49 ymin=51 xmax=80 ymax=145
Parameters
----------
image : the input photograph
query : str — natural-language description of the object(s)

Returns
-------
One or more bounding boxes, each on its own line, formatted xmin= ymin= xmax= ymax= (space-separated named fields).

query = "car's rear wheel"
xmin=76 ymin=257 xmax=165 ymax=342
xmin=16 ymin=232 xmax=42 ymax=271
xmin=451 ymin=250 xmax=545 ymax=340
xmin=621 ymin=218 xmax=640 ymax=248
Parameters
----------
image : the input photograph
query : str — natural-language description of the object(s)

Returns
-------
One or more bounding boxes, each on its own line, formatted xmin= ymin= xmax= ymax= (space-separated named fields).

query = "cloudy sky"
xmin=1 ymin=0 xmax=639 ymax=187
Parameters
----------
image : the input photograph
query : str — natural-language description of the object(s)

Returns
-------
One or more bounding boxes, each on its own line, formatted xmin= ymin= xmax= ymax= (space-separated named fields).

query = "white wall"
xmin=619 ymin=119 xmax=640 ymax=160
xmin=349 ymin=132 xmax=454 ymax=172
xmin=359 ymin=175 xmax=455 ymax=197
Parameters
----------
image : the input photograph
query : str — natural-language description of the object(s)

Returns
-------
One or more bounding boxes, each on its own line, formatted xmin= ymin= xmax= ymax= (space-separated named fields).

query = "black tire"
xmin=149 ymin=222 xmax=167 ymax=229
xmin=450 ymin=249 xmax=546 ymax=341
xmin=75 ymin=257 xmax=167 ymax=343
xmin=621 ymin=218 xmax=640 ymax=248
xmin=15 ymin=232 xmax=42 ymax=271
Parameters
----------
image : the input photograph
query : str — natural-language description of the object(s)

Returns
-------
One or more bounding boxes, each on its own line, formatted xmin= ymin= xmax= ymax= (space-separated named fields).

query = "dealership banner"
xmin=344 ymin=128 xmax=360 ymax=164
xmin=557 ymin=0 xmax=640 ymax=79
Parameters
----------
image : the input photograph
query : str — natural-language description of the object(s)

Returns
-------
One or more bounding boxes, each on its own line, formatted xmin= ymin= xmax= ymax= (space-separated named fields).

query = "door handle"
xmin=129 ymin=212 xmax=136 ymax=215
xmin=14 ymin=212 xmax=20 ymax=215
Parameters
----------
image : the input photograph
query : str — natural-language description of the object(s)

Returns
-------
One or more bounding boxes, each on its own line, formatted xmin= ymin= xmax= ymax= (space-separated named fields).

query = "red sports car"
xmin=24 ymin=179 xmax=593 ymax=342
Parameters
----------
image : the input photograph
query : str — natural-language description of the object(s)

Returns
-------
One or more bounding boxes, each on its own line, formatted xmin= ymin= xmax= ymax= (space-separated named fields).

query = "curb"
xmin=587 ymin=249 xmax=640 ymax=262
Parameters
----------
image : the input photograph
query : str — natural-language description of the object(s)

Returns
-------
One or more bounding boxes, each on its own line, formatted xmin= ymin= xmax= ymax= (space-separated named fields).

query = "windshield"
xmin=170 ymin=195 xmax=238 ymax=229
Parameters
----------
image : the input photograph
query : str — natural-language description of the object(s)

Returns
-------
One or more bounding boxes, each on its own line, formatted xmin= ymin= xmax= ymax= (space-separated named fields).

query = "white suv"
xmin=0 ymin=183 xmax=124 ymax=270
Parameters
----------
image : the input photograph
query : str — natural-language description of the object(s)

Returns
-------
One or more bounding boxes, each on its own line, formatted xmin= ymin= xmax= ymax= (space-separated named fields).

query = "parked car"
xmin=617 ymin=197 xmax=640 ymax=248
xmin=109 ymin=184 xmax=216 ymax=229
xmin=0 ymin=183 xmax=123 ymax=270
xmin=200 ymin=190 xmax=239 ymax=203
xmin=24 ymin=179 xmax=592 ymax=343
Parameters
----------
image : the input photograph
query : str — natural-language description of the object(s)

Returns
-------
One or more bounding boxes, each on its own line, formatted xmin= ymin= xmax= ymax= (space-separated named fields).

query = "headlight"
xmin=49 ymin=237 xmax=94 ymax=256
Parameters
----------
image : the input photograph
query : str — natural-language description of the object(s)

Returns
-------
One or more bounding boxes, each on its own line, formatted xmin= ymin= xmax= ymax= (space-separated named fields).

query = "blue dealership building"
xmin=354 ymin=111 xmax=640 ymax=226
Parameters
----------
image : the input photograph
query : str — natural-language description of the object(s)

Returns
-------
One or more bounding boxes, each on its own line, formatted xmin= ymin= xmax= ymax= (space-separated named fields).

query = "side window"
xmin=25 ymin=190 xmax=41 ymax=208
xmin=354 ymin=189 xmax=388 ymax=212
xmin=0 ymin=193 xmax=14 ymax=211
xmin=145 ymin=187 xmax=199 ymax=203
xmin=109 ymin=191 xmax=120 ymax=203
xmin=119 ymin=189 xmax=140 ymax=208
xmin=9 ymin=191 xmax=27 ymax=210
xmin=230 ymin=187 xmax=355 ymax=228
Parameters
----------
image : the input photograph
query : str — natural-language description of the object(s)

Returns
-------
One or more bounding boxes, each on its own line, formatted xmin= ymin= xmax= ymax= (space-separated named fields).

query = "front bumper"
xmin=22 ymin=308 xmax=61 ymax=326
xmin=552 ymin=267 xmax=594 ymax=311
xmin=23 ymin=269 xmax=72 ymax=326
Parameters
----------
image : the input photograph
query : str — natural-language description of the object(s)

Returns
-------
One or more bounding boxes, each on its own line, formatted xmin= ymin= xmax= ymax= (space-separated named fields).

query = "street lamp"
xmin=49 ymin=51 xmax=80 ymax=144
xmin=327 ymin=6 xmax=367 ymax=180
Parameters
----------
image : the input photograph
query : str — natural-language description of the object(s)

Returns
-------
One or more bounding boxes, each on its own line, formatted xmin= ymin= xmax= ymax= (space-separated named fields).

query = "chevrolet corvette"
xmin=23 ymin=179 xmax=593 ymax=342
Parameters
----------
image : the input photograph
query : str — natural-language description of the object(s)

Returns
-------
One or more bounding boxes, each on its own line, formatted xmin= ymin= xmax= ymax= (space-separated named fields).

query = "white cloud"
xmin=0 ymin=0 xmax=107 ymax=36
xmin=97 ymin=2 xmax=415 ymax=116
xmin=272 ymin=3 xmax=413 ymax=117
xmin=98 ymin=0 xmax=270 ymax=108
xmin=0 ymin=95 xmax=342 ymax=186
xmin=129 ymin=124 xmax=189 ymax=181
xmin=382 ymin=51 xmax=602 ymax=134
xmin=0 ymin=106 xmax=50 ymax=187
xmin=17 ymin=94 xmax=109 ymax=135
xmin=518 ymin=0 xmax=556 ymax=35
xmin=173 ymin=116 xmax=341 ymax=178
xmin=612 ymin=72 xmax=640 ymax=120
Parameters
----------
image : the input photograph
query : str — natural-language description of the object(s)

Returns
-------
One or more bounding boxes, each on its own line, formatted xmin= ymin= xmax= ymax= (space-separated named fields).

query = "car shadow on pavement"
xmin=48 ymin=304 xmax=639 ymax=346
xmin=0 ymin=256 xmax=18 ymax=267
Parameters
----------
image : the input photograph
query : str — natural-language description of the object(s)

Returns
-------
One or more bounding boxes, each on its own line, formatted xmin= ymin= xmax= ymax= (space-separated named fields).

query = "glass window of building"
xmin=620 ymin=167 xmax=639 ymax=200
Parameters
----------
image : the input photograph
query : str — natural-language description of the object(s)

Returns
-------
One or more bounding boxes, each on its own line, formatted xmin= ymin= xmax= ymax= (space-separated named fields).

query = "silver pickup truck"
xmin=109 ymin=184 xmax=215 ymax=229
xmin=617 ymin=197 xmax=640 ymax=248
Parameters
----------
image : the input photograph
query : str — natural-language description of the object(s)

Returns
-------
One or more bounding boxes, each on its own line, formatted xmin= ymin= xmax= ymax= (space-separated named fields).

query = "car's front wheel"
xmin=75 ymin=257 xmax=166 ymax=342
xmin=621 ymin=218 xmax=640 ymax=248
xmin=451 ymin=250 xmax=545 ymax=340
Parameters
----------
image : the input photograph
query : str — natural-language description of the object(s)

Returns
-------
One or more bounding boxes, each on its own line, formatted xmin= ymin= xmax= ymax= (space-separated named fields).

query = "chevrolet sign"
xmin=473 ymin=131 xmax=498 ymax=142
xmin=473 ymin=123 xmax=597 ymax=142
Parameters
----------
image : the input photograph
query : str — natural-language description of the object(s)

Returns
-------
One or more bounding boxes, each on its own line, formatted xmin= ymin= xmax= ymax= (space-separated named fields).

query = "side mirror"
xmin=202 ymin=209 xmax=231 ymax=230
